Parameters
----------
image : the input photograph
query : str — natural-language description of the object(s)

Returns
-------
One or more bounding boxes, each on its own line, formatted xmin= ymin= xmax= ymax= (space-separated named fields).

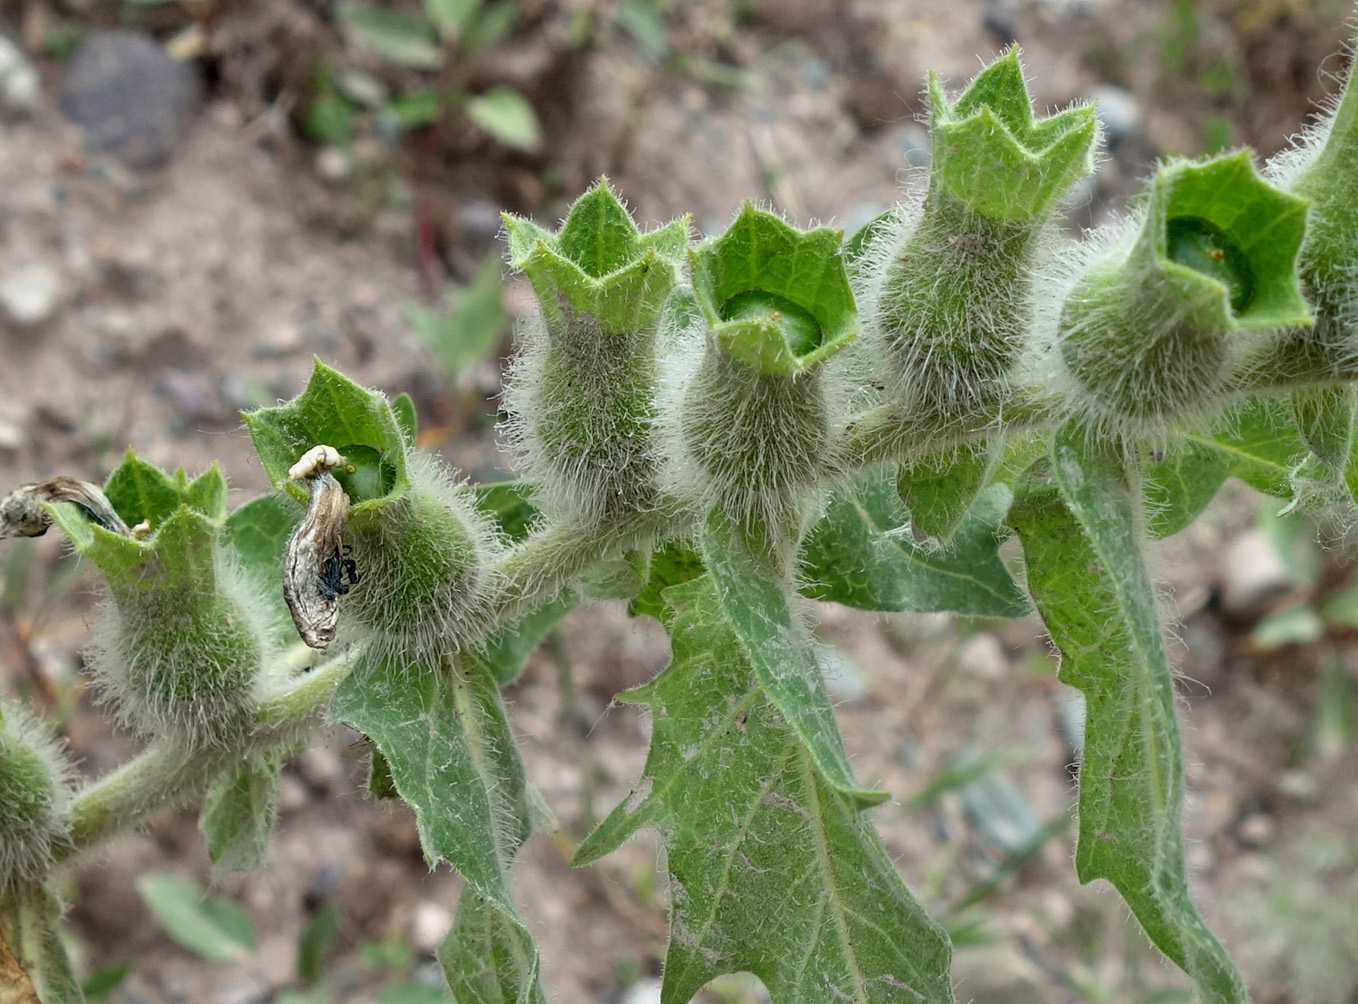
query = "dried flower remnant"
xmin=284 ymin=447 xmax=355 ymax=650
xmin=0 ymin=477 xmax=130 ymax=539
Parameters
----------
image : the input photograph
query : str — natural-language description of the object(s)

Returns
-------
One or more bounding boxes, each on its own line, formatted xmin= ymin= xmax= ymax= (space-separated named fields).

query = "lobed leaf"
xmin=1010 ymin=425 xmax=1245 ymax=1003
xmin=800 ymin=469 xmax=1029 ymax=617
xmin=896 ymin=445 xmax=994 ymax=542
xmin=438 ymin=892 xmax=545 ymax=1004
xmin=200 ymin=759 xmax=280 ymax=873
xmin=702 ymin=511 xmax=886 ymax=807
xmin=575 ymin=573 xmax=954 ymax=1004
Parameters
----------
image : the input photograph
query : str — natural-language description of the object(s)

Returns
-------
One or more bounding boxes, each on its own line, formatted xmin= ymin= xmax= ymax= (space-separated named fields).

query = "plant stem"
xmin=62 ymin=644 xmax=363 ymax=859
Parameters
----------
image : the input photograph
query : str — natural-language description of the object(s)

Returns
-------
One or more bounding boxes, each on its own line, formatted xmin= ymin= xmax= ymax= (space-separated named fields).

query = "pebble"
xmin=1237 ymin=812 xmax=1276 ymax=847
xmin=315 ymin=145 xmax=352 ymax=184
xmin=407 ymin=900 xmax=454 ymax=955
xmin=0 ymin=417 xmax=22 ymax=451
xmin=954 ymin=632 xmax=1008 ymax=682
xmin=0 ymin=263 xmax=60 ymax=325
xmin=1083 ymin=84 xmax=1141 ymax=151
xmin=1220 ymin=528 xmax=1296 ymax=615
xmin=0 ymin=35 xmax=40 ymax=113
xmin=59 ymin=29 xmax=200 ymax=168
xmin=617 ymin=978 xmax=663 ymax=1004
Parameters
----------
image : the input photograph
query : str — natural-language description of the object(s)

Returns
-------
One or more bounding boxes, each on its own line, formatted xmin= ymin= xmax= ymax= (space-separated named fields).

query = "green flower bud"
xmin=343 ymin=455 xmax=506 ymax=664
xmin=502 ymin=179 xmax=689 ymax=524
xmin=864 ymin=49 xmax=1096 ymax=417
xmin=0 ymin=702 xmax=73 ymax=889
xmin=1053 ymin=151 xmax=1311 ymax=435
xmin=665 ymin=205 xmax=857 ymax=560
xmin=47 ymin=455 xmax=269 ymax=748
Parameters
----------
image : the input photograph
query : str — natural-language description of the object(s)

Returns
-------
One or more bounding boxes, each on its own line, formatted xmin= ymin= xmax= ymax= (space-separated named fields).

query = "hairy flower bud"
xmin=0 ymin=703 xmax=73 ymax=889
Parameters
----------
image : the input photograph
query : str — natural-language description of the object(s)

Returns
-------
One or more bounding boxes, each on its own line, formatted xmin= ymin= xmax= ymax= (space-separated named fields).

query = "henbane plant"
xmin=4 ymin=23 xmax=1358 ymax=1003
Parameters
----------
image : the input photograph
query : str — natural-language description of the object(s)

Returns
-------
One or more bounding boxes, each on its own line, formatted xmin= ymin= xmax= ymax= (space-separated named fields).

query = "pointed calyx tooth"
xmin=0 ymin=477 xmax=130 ymax=539
xmin=284 ymin=471 xmax=356 ymax=651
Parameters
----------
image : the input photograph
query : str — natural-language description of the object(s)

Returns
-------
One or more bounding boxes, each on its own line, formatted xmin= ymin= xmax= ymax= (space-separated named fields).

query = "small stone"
xmin=314 ymin=145 xmax=351 ymax=183
xmin=1220 ymin=529 xmax=1297 ymax=615
xmin=955 ymin=632 xmax=1008 ymax=682
xmin=407 ymin=900 xmax=454 ymax=955
xmin=617 ymin=978 xmax=663 ymax=1004
xmin=1084 ymin=84 xmax=1140 ymax=151
xmin=0 ymin=418 xmax=22 ymax=451
xmin=255 ymin=321 xmax=304 ymax=358
xmin=59 ymin=29 xmax=200 ymax=168
xmin=1 ymin=263 xmax=60 ymax=325
xmin=1237 ymin=812 xmax=1275 ymax=847
xmin=0 ymin=35 xmax=40 ymax=113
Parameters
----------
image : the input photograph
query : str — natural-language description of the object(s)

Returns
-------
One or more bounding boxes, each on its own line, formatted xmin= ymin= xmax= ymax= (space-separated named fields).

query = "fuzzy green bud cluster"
xmin=862 ymin=49 xmax=1096 ymax=417
xmin=666 ymin=204 xmax=858 ymax=560
xmin=502 ymin=180 xmax=689 ymax=526
xmin=1052 ymin=152 xmax=1312 ymax=436
xmin=51 ymin=455 xmax=271 ymax=748
xmin=0 ymin=702 xmax=72 ymax=890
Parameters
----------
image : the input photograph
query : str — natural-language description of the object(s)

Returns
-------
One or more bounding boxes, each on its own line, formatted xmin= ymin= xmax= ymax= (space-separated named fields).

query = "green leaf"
xmin=136 ymin=875 xmax=255 ymax=964
xmin=1250 ymin=604 xmax=1325 ymax=649
xmin=843 ymin=211 xmax=890 ymax=274
xmin=367 ymin=746 xmax=399 ymax=799
xmin=927 ymin=49 xmax=1096 ymax=220
xmin=339 ymin=3 xmax=443 ymax=69
xmin=81 ymin=959 xmax=132 ymax=999
xmin=479 ymin=591 xmax=577 ymax=685
xmin=102 ymin=449 xmax=226 ymax=530
xmin=221 ymin=493 xmax=299 ymax=586
xmin=614 ymin=0 xmax=670 ymax=61
xmin=628 ymin=539 xmax=704 ymax=623
xmin=465 ymin=86 xmax=541 ymax=152
xmin=408 ymin=252 xmax=507 ymax=380
xmin=896 ymin=445 xmax=993 ymax=542
xmin=463 ymin=1 xmax=519 ymax=54
xmin=438 ymin=892 xmax=545 ymax=1004
xmin=305 ymin=91 xmax=355 ymax=148
xmin=296 ymin=902 xmax=340 ymax=986
xmin=328 ymin=654 xmax=546 ymax=998
xmin=702 ymin=511 xmax=886 ymax=806
xmin=384 ymin=88 xmax=442 ymax=129
xmin=424 ymin=0 xmax=478 ymax=36
xmin=1141 ymin=439 xmax=1232 ymax=539
xmin=244 ymin=358 xmax=409 ymax=504
xmin=377 ymin=982 xmax=455 ymax=1004
xmin=801 ymin=469 xmax=1029 ymax=617
xmin=689 ymin=203 xmax=857 ymax=374
xmin=200 ymin=759 xmax=280 ymax=873
xmin=472 ymin=480 xmax=540 ymax=542
xmin=1292 ymin=385 xmax=1355 ymax=473
xmin=574 ymin=573 xmax=955 ymax=1004
xmin=1009 ymin=426 xmax=1245 ymax=1003
xmin=503 ymin=179 xmax=689 ymax=334
xmin=1203 ymin=396 xmax=1309 ymax=498
xmin=1 ymin=883 xmax=85 ymax=1004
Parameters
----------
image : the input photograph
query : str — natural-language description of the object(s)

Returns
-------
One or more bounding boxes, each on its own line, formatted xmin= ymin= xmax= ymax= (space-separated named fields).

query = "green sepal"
xmin=800 ymin=470 xmax=1029 ymax=618
xmin=927 ymin=48 xmax=1097 ymax=221
xmin=1291 ymin=385 xmax=1355 ymax=473
xmin=472 ymin=480 xmax=540 ymax=543
xmin=1010 ymin=425 xmax=1246 ymax=1003
xmin=574 ymin=572 xmax=955 ymax=1004
xmin=48 ymin=503 xmax=219 ymax=601
xmin=243 ymin=359 xmax=410 ymax=507
xmin=503 ymin=178 xmax=689 ymax=333
xmin=200 ymin=758 xmax=280 ymax=873
xmin=896 ymin=445 xmax=994 ymax=542
xmin=1131 ymin=152 xmax=1311 ymax=331
xmin=702 ymin=511 xmax=887 ymax=808
xmin=102 ymin=449 xmax=227 ymax=531
xmin=689 ymin=203 xmax=857 ymax=375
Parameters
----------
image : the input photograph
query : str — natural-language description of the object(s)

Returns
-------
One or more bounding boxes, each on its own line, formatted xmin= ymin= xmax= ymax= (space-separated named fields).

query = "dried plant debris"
xmin=284 ymin=449 xmax=356 ymax=650
xmin=0 ymin=478 xmax=130 ymax=539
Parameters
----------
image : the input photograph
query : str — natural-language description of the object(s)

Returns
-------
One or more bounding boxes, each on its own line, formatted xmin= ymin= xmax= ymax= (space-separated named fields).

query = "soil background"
xmin=2 ymin=1 xmax=1358 ymax=1003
